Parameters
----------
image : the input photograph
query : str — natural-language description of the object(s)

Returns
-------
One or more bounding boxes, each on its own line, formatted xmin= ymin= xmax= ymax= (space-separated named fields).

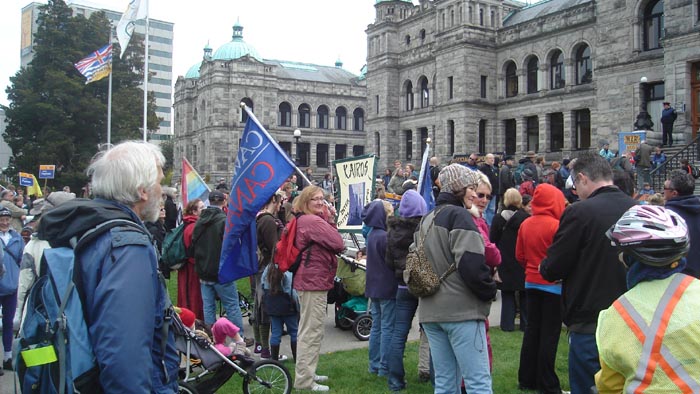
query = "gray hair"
xmin=87 ymin=141 xmax=165 ymax=206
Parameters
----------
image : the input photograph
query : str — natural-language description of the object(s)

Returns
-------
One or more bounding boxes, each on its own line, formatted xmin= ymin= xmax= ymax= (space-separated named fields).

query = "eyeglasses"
xmin=310 ymin=197 xmax=325 ymax=202
xmin=476 ymin=193 xmax=492 ymax=200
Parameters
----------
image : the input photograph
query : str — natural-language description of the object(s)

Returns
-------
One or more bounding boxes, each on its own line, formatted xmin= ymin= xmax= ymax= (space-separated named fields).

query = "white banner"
xmin=333 ymin=155 xmax=377 ymax=232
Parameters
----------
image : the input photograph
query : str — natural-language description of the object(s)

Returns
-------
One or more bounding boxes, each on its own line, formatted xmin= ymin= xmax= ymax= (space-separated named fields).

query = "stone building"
xmin=366 ymin=0 xmax=700 ymax=168
xmin=173 ymin=22 xmax=367 ymax=183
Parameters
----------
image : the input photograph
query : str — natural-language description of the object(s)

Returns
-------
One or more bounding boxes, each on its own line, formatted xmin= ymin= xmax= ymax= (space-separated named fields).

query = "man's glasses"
xmin=477 ymin=193 xmax=492 ymax=200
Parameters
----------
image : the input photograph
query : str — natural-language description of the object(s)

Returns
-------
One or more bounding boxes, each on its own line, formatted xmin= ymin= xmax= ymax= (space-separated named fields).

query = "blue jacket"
xmin=39 ymin=199 xmax=179 ymax=393
xmin=0 ymin=229 xmax=25 ymax=295
xmin=665 ymin=195 xmax=700 ymax=278
xmin=362 ymin=200 xmax=397 ymax=299
xmin=661 ymin=107 xmax=677 ymax=125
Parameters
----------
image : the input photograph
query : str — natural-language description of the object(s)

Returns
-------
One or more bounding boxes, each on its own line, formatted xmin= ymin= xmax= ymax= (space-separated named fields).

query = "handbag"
xmin=403 ymin=207 xmax=456 ymax=297
xmin=263 ymin=290 xmax=298 ymax=316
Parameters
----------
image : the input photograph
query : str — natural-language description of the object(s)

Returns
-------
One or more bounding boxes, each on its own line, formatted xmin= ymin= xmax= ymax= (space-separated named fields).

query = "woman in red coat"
xmin=178 ymin=199 xmax=205 ymax=321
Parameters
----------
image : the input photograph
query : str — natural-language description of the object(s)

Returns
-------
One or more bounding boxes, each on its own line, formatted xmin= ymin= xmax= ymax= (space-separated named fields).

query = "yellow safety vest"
xmin=596 ymin=273 xmax=700 ymax=393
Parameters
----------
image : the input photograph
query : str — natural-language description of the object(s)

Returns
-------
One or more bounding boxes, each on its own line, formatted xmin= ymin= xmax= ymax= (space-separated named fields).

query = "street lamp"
xmin=634 ymin=76 xmax=654 ymax=131
xmin=293 ymin=129 xmax=302 ymax=164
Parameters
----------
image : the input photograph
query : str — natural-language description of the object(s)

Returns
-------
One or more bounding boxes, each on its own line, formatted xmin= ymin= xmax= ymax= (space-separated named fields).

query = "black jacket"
xmin=385 ymin=216 xmax=422 ymax=286
xmin=540 ymin=186 xmax=635 ymax=332
xmin=489 ymin=207 xmax=529 ymax=292
xmin=499 ymin=164 xmax=515 ymax=195
xmin=164 ymin=196 xmax=177 ymax=232
xmin=479 ymin=163 xmax=499 ymax=194
xmin=192 ymin=206 xmax=226 ymax=282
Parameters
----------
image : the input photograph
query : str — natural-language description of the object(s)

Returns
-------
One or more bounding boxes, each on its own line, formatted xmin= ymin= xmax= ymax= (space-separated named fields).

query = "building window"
xmin=376 ymin=95 xmax=380 ymax=114
xmin=575 ymin=109 xmax=591 ymax=149
xmin=479 ymin=8 xmax=484 ymax=26
xmin=576 ymin=45 xmax=592 ymax=85
xmin=481 ymin=75 xmax=487 ymax=98
xmin=550 ymin=50 xmax=565 ymax=90
xmin=468 ymin=6 xmax=473 ymax=23
xmin=298 ymin=104 xmax=311 ymax=128
xmin=643 ymin=0 xmax=664 ymax=51
xmin=336 ymin=107 xmax=347 ymax=130
xmin=405 ymin=81 xmax=414 ymax=110
xmin=278 ymin=102 xmax=291 ymax=127
xmin=280 ymin=141 xmax=292 ymax=159
xmin=448 ymin=76 xmax=454 ymax=99
xmin=420 ymin=29 xmax=426 ymax=42
xmin=505 ymin=61 xmax=518 ymax=98
xmin=646 ymin=82 xmax=665 ymax=102
xmin=527 ymin=57 xmax=539 ymax=94
xmin=405 ymin=35 xmax=411 ymax=45
xmin=335 ymin=144 xmax=347 ymax=160
xmin=240 ymin=98 xmax=253 ymax=123
xmin=317 ymin=144 xmax=329 ymax=167
xmin=478 ymin=120 xmax=486 ymax=154
xmin=419 ymin=76 xmax=430 ymax=107
xmin=317 ymin=105 xmax=329 ymax=129
xmin=550 ymin=112 xmax=564 ymax=152
xmin=298 ymin=142 xmax=310 ymax=167
xmin=504 ymin=119 xmax=516 ymax=155
xmin=451 ymin=10 xmax=455 ymax=26
xmin=448 ymin=120 xmax=455 ymax=155
xmin=526 ymin=116 xmax=539 ymax=152
xmin=353 ymin=108 xmax=365 ymax=131
xmin=404 ymin=130 xmax=413 ymax=160
xmin=353 ymin=145 xmax=365 ymax=156
xmin=491 ymin=10 xmax=495 ymax=27
xmin=375 ymin=132 xmax=381 ymax=157
xmin=441 ymin=13 xmax=445 ymax=30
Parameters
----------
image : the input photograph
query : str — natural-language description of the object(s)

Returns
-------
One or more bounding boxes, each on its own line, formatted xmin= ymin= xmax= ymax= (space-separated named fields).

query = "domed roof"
xmin=185 ymin=62 xmax=201 ymax=79
xmin=212 ymin=22 xmax=262 ymax=62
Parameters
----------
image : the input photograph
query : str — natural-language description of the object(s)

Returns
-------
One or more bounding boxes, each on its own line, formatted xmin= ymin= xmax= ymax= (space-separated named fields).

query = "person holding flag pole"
xmin=417 ymin=138 xmax=436 ymax=211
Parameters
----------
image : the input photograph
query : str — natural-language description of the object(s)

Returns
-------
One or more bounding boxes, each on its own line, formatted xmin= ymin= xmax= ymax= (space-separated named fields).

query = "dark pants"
xmin=518 ymin=289 xmax=563 ymax=394
xmin=387 ymin=287 xmax=419 ymax=391
xmin=501 ymin=290 xmax=527 ymax=332
xmin=662 ymin=123 xmax=674 ymax=146
xmin=568 ymin=332 xmax=600 ymax=394
xmin=1 ymin=291 xmax=17 ymax=355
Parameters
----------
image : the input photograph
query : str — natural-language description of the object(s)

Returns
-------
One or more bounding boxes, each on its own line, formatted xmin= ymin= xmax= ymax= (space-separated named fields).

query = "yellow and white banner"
xmin=333 ymin=155 xmax=377 ymax=232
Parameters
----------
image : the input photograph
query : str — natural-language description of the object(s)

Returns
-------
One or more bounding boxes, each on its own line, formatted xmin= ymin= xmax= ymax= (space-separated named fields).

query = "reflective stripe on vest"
xmin=612 ymin=274 xmax=700 ymax=394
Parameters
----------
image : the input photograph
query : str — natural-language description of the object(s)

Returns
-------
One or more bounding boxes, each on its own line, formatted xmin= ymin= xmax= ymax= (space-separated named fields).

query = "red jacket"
xmin=516 ymin=184 xmax=565 ymax=286
xmin=292 ymin=213 xmax=345 ymax=291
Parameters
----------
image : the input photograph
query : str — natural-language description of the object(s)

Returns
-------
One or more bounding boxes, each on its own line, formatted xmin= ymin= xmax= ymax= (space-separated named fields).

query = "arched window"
xmin=419 ymin=76 xmax=429 ymax=108
xmin=479 ymin=8 xmax=484 ymax=26
xmin=298 ymin=103 xmax=310 ymax=128
xmin=317 ymin=105 xmax=329 ymax=129
xmin=527 ymin=57 xmax=539 ymax=94
xmin=353 ymin=108 xmax=365 ymax=131
xmin=278 ymin=102 xmax=291 ymax=126
xmin=505 ymin=61 xmax=518 ymax=97
xmin=405 ymin=35 xmax=411 ymax=46
xmin=405 ymin=81 xmax=414 ymax=111
xmin=240 ymin=97 xmax=253 ymax=123
xmin=575 ymin=45 xmax=592 ymax=84
xmin=420 ymin=29 xmax=426 ymax=42
xmin=491 ymin=10 xmax=495 ymax=27
xmin=336 ymin=107 xmax=347 ymax=130
xmin=550 ymin=50 xmax=565 ymax=90
xmin=643 ymin=0 xmax=664 ymax=51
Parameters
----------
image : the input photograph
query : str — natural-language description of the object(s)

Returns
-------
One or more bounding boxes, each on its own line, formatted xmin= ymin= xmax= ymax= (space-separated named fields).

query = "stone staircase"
xmin=649 ymin=136 xmax=700 ymax=193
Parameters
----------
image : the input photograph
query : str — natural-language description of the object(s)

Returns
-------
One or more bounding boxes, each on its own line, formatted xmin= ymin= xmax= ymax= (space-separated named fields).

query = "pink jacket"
xmin=292 ymin=213 xmax=345 ymax=291
xmin=211 ymin=318 xmax=240 ymax=357
xmin=473 ymin=216 xmax=502 ymax=268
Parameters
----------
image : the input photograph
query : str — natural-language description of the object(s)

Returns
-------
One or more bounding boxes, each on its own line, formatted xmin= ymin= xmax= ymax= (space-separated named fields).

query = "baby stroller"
xmin=172 ymin=314 xmax=292 ymax=394
xmin=332 ymin=254 xmax=372 ymax=341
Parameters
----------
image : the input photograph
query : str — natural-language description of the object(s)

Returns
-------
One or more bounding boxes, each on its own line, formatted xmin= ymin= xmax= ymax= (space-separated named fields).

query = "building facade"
xmin=366 ymin=0 xmax=700 ymax=168
xmin=20 ymin=1 xmax=174 ymax=139
xmin=173 ymin=23 xmax=367 ymax=183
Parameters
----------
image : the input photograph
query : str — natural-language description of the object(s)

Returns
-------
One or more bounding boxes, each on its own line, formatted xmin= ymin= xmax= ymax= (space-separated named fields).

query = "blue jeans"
xmin=270 ymin=314 xmax=298 ymax=346
xmin=636 ymin=167 xmax=650 ymax=192
xmin=387 ymin=288 xmax=418 ymax=391
xmin=568 ymin=332 xmax=600 ymax=394
xmin=368 ymin=298 xmax=396 ymax=376
xmin=423 ymin=320 xmax=492 ymax=394
xmin=1 ymin=291 xmax=17 ymax=353
xmin=200 ymin=280 xmax=244 ymax=335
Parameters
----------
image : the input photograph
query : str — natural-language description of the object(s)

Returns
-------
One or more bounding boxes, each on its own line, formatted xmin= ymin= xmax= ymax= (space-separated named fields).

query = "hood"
xmin=361 ymin=200 xmax=387 ymax=230
xmin=197 ymin=206 xmax=223 ymax=225
xmin=531 ymin=184 xmax=566 ymax=220
xmin=436 ymin=191 xmax=463 ymax=207
xmin=399 ymin=190 xmax=427 ymax=218
xmin=666 ymin=195 xmax=700 ymax=215
xmin=38 ymin=198 xmax=138 ymax=247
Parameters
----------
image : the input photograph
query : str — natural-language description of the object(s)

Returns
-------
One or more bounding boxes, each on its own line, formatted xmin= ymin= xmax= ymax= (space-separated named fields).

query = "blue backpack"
xmin=17 ymin=219 xmax=149 ymax=394
xmin=513 ymin=163 xmax=526 ymax=185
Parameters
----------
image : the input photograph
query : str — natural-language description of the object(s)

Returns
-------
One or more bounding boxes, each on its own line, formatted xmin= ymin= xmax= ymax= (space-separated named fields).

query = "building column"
xmin=539 ymin=64 xmax=548 ymax=92
xmin=565 ymin=57 xmax=575 ymax=87
xmin=516 ymin=117 xmax=527 ymax=154
xmin=540 ymin=115 xmax=549 ymax=153
xmin=563 ymin=111 xmax=574 ymax=152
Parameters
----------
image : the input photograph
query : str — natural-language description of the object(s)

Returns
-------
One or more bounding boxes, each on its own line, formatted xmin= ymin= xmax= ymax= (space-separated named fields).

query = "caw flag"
xmin=219 ymin=107 xmax=296 ymax=283
xmin=417 ymin=142 xmax=435 ymax=211
xmin=181 ymin=158 xmax=210 ymax=208
xmin=116 ymin=0 xmax=147 ymax=58
xmin=74 ymin=44 xmax=112 ymax=84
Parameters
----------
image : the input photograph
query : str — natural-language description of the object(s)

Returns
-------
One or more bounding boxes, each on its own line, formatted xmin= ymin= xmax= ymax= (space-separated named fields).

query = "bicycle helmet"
xmin=605 ymin=205 xmax=689 ymax=266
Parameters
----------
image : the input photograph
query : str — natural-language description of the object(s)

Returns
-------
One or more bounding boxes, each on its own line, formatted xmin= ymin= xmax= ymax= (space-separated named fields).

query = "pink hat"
xmin=211 ymin=318 xmax=241 ymax=344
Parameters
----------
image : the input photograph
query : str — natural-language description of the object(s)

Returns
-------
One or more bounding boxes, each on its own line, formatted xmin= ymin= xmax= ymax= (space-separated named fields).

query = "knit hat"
xmin=438 ymin=164 xmax=480 ymax=194
xmin=399 ymin=190 xmax=427 ymax=218
xmin=211 ymin=317 xmax=241 ymax=345
xmin=177 ymin=307 xmax=196 ymax=329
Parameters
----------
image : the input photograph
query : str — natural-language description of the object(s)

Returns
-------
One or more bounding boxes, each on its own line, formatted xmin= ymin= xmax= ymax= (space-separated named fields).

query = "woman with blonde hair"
xmin=292 ymin=186 xmax=345 ymax=392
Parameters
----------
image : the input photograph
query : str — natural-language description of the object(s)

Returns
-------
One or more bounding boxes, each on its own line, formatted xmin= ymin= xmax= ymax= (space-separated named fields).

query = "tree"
xmin=1 ymin=0 xmax=161 ymax=191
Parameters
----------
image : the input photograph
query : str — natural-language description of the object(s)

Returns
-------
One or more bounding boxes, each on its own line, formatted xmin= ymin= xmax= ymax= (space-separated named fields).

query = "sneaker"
xmin=254 ymin=343 xmax=262 ymax=354
xmin=3 ymin=359 xmax=12 ymax=371
xmin=244 ymin=337 xmax=255 ymax=347
xmin=314 ymin=375 xmax=329 ymax=383
xmin=233 ymin=342 xmax=253 ymax=358
xmin=311 ymin=383 xmax=329 ymax=392
xmin=260 ymin=348 xmax=271 ymax=359
xmin=277 ymin=354 xmax=289 ymax=361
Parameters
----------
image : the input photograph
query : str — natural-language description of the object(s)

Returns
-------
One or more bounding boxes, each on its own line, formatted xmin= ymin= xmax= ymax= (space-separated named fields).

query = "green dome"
xmin=212 ymin=22 xmax=262 ymax=61
xmin=185 ymin=62 xmax=201 ymax=79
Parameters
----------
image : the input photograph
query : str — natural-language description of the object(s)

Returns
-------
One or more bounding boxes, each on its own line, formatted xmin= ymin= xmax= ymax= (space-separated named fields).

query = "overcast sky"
xmin=0 ymin=0 xmax=544 ymax=107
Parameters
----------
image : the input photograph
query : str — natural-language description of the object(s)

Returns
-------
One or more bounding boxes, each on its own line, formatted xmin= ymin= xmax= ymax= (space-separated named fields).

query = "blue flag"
xmin=219 ymin=112 xmax=296 ymax=283
xmin=417 ymin=144 xmax=436 ymax=211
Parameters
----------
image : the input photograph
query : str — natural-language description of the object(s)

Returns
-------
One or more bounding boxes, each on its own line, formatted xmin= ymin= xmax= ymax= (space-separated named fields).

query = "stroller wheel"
xmin=334 ymin=307 xmax=353 ymax=330
xmin=243 ymin=359 xmax=292 ymax=394
xmin=178 ymin=381 xmax=199 ymax=394
xmin=352 ymin=313 xmax=372 ymax=341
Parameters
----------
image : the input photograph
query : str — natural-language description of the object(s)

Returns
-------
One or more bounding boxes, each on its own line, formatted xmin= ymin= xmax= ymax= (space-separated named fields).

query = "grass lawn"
xmin=166 ymin=274 xmax=570 ymax=393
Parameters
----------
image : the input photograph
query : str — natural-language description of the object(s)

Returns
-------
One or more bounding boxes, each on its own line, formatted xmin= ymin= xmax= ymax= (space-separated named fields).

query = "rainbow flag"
xmin=181 ymin=158 xmax=209 ymax=207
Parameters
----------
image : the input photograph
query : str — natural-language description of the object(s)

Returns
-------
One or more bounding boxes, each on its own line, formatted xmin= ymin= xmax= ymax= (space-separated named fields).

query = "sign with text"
xmin=333 ymin=155 xmax=377 ymax=233
xmin=19 ymin=172 xmax=34 ymax=187
xmin=38 ymin=165 xmax=55 ymax=179
xmin=617 ymin=131 xmax=646 ymax=156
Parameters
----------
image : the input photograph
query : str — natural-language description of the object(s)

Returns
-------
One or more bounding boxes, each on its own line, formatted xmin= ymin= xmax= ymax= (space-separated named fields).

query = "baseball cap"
xmin=209 ymin=190 xmax=226 ymax=202
xmin=0 ymin=208 xmax=11 ymax=217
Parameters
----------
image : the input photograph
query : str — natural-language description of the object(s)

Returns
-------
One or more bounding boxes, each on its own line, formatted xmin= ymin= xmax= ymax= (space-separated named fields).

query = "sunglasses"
xmin=476 ymin=193 xmax=492 ymax=200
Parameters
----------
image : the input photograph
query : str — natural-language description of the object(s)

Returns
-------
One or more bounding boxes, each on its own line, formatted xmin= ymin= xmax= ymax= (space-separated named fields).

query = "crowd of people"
xmin=1 ymin=137 xmax=700 ymax=394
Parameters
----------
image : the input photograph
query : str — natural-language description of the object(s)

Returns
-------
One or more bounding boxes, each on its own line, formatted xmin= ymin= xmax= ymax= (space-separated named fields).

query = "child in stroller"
xmin=332 ymin=250 xmax=372 ymax=341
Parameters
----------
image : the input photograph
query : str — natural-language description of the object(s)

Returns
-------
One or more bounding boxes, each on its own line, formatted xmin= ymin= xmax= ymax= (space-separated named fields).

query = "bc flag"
xmin=219 ymin=108 xmax=296 ymax=283
xmin=181 ymin=158 xmax=210 ymax=207
xmin=417 ymin=143 xmax=435 ymax=211
xmin=74 ymin=44 xmax=112 ymax=84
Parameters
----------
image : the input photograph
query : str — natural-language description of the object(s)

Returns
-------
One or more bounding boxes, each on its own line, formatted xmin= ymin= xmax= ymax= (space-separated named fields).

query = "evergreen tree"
xmin=2 ymin=0 xmax=161 ymax=190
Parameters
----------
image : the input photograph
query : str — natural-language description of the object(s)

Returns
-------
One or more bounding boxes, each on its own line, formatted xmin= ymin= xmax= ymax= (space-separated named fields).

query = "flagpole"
xmin=142 ymin=0 xmax=149 ymax=142
xmin=107 ymin=29 xmax=113 ymax=148
xmin=417 ymin=138 xmax=431 ymax=193
xmin=240 ymin=102 xmax=312 ymax=186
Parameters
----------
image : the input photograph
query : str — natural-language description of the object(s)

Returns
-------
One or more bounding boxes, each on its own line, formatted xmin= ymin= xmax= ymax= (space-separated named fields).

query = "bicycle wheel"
xmin=243 ymin=359 xmax=292 ymax=394
xmin=178 ymin=381 xmax=199 ymax=394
